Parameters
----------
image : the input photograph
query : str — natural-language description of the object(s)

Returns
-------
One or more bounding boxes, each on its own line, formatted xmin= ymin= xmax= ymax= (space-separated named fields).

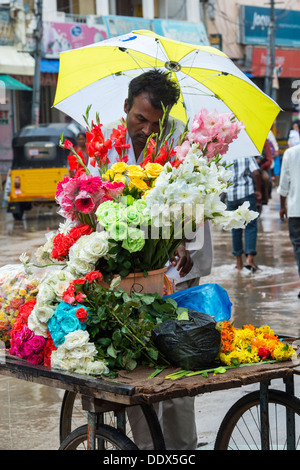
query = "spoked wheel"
xmin=214 ymin=390 xmax=300 ymax=450
xmin=59 ymin=391 xmax=165 ymax=450
xmin=59 ymin=424 xmax=138 ymax=450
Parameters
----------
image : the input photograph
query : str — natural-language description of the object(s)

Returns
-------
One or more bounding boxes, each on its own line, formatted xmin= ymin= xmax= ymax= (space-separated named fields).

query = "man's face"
xmin=124 ymin=92 xmax=165 ymax=157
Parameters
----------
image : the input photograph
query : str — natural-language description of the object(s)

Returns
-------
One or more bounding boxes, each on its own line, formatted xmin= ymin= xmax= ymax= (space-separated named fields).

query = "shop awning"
xmin=0 ymin=46 xmax=35 ymax=76
xmin=0 ymin=75 xmax=32 ymax=91
xmin=41 ymin=59 xmax=59 ymax=73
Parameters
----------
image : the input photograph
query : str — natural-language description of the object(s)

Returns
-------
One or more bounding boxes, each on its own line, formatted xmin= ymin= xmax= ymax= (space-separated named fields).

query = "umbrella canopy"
xmin=53 ymin=29 xmax=280 ymax=159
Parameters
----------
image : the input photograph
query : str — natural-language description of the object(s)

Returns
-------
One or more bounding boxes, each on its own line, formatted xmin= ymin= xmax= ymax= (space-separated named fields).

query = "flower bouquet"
xmin=0 ymin=265 xmax=39 ymax=345
xmin=8 ymin=107 xmax=264 ymax=377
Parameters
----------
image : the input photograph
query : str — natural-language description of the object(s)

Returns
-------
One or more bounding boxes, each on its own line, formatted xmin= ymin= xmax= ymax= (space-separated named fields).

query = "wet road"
xmin=0 ymin=192 xmax=299 ymax=450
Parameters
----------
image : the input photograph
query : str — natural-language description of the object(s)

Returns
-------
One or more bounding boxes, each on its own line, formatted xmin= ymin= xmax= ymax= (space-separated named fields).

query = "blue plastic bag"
xmin=164 ymin=283 xmax=232 ymax=322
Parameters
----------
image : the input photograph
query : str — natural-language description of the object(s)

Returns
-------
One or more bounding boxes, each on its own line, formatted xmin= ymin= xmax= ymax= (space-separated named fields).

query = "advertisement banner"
xmin=252 ymin=47 xmax=300 ymax=78
xmin=101 ymin=15 xmax=153 ymax=37
xmin=153 ymin=19 xmax=209 ymax=46
xmin=42 ymin=22 xmax=108 ymax=58
xmin=240 ymin=5 xmax=300 ymax=48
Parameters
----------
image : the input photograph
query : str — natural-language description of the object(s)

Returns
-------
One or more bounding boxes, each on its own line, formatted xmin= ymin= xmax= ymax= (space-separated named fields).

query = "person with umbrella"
xmin=87 ymin=69 xmax=212 ymax=450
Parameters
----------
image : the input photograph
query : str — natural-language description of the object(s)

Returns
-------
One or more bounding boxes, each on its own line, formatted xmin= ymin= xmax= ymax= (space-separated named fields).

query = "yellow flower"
xmin=129 ymin=177 xmax=149 ymax=192
xmin=113 ymin=173 xmax=127 ymax=185
xmin=102 ymin=169 xmax=115 ymax=181
xmin=126 ymin=165 xmax=146 ymax=179
xmin=144 ymin=163 xmax=164 ymax=179
xmin=111 ymin=162 xmax=128 ymax=174
xmin=273 ymin=344 xmax=296 ymax=361
xmin=19 ymin=289 xmax=27 ymax=296
xmin=256 ymin=325 xmax=275 ymax=336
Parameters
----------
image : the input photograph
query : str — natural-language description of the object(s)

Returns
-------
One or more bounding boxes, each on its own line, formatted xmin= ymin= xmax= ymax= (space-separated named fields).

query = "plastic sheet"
xmin=164 ymin=283 xmax=232 ymax=322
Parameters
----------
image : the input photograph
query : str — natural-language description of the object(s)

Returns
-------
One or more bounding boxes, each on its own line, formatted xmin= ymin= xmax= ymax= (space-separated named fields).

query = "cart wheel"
xmin=59 ymin=391 xmax=165 ymax=450
xmin=214 ymin=390 xmax=300 ymax=450
xmin=59 ymin=423 xmax=138 ymax=450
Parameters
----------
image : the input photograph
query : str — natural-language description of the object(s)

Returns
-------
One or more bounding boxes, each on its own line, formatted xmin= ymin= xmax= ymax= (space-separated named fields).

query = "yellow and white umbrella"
xmin=53 ymin=29 xmax=280 ymax=158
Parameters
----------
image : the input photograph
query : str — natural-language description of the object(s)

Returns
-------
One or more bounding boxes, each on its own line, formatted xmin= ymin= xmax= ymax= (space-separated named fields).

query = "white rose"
xmin=67 ymin=258 xmax=95 ymax=277
xmin=27 ymin=310 xmax=48 ymax=338
xmin=34 ymin=303 xmax=56 ymax=323
xmin=84 ymin=360 xmax=109 ymax=376
xmin=85 ymin=232 xmax=110 ymax=259
xmin=37 ymin=282 xmax=56 ymax=303
xmin=53 ymin=280 xmax=72 ymax=299
xmin=63 ymin=330 xmax=90 ymax=350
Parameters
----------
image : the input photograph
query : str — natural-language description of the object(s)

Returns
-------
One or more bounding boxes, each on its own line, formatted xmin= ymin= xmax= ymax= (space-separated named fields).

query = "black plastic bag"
xmin=151 ymin=310 xmax=221 ymax=370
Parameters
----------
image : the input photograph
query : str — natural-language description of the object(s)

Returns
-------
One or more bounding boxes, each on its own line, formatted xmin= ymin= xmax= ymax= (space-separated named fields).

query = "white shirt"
xmin=87 ymin=117 xmax=213 ymax=283
xmin=278 ymin=143 xmax=300 ymax=217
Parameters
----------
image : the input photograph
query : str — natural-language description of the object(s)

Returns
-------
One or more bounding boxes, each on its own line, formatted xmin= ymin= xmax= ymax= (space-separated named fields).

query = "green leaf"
xmin=97 ymin=337 xmax=111 ymax=347
xmin=176 ymin=307 xmax=189 ymax=321
xmin=107 ymin=343 xmax=118 ymax=358
xmin=141 ymin=294 xmax=156 ymax=305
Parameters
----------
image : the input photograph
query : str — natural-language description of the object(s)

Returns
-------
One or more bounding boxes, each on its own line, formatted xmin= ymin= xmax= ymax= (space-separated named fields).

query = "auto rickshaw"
xmin=7 ymin=123 xmax=77 ymax=220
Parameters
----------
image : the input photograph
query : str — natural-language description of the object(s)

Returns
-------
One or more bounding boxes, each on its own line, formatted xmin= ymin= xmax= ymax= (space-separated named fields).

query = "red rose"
xmin=258 ymin=347 xmax=270 ymax=360
xmin=76 ymin=307 xmax=88 ymax=323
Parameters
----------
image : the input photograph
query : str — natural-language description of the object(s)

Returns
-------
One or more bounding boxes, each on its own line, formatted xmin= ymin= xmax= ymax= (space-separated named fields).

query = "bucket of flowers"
xmin=9 ymin=107 xmax=267 ymax=377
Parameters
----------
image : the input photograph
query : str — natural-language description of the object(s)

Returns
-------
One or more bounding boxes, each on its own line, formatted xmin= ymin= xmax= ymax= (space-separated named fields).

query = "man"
xmin=223 ymin=156 xmax=262 ymax=272
xmin=88 ymin=69 xmax=213 ymax=290
xmin=278 ymin=143 xmax=300 ymax=299
xmin=88 ymin=70 xmax=213 ymax=449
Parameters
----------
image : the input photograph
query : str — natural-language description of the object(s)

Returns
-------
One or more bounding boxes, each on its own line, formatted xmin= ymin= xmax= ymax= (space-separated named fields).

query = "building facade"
xmin=1 ymin=0 xmax=300 ymax=176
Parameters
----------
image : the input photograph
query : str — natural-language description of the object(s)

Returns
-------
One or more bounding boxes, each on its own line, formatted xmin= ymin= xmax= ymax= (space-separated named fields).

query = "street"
xmin=0 ymin=190 xmax=299 ymax=450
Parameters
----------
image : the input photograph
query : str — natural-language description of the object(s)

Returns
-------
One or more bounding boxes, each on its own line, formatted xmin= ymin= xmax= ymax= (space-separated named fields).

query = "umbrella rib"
xmin=122 ymin=49 xmax=162 ymax=71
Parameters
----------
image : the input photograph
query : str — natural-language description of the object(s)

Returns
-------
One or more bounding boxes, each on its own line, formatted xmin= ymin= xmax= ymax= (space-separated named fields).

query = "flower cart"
xmin=0 ymin=348 xmax=300 ymax=450
xmin=2 ymin=109 xmax=300 ymax=450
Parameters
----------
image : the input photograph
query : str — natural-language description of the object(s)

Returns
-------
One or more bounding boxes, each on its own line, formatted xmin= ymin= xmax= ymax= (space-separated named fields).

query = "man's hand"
xmin=280 ymin=207 xmax=287 ymax=221
xmin=280 ymin=195 xmax=287 ymax=221
xmin=170 ymin=244 xmax=193 ymax=278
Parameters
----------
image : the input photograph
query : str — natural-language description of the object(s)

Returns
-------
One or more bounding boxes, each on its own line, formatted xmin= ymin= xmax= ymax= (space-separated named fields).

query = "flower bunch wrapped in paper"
xmin=0 ymin=265 xmax=39 ymax=344
xmin=11 ymin=108 xmax=263 ymax=376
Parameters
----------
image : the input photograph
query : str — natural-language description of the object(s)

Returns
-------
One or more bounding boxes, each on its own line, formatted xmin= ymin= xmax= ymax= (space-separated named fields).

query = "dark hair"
xmin=77 ymin=132 xmax=86 ymax=139
xmin=127 ymin=69 xmax=180 ymax=111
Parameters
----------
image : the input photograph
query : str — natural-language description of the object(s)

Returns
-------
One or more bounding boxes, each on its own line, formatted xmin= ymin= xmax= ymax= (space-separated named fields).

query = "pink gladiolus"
xmin=186 ymin=108 xmax=244 ymax=160
xmin=174 ymin=140 xmax=191 ymax=160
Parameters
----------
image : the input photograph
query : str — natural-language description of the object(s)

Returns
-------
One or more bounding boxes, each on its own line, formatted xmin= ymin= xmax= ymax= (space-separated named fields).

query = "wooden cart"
xmin=1 ymin=351 xmax=300 ymax=450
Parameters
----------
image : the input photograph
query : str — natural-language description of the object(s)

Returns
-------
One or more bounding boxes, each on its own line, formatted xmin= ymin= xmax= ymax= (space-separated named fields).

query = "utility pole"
xmin=264 ymin=0 xmax=276 ymax=98
xmin=31 ymin=0 xmax=43 ymax=125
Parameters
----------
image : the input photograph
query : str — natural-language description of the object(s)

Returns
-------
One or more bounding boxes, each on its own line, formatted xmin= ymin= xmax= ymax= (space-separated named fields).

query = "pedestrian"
xmin=223 ymin=156 xmax=262 ymax=272
xmin=288 ymin=120 xmax=300 ymax=148
xmin=278 ymin=143 xmax=300 ymax=299
xmin=88 ymin=69 xmax=213 ymax=450
xmin=68 ymin=132 xmax=89 ymax=176
xmin=256 ymin=139 xmax=273 ymax=204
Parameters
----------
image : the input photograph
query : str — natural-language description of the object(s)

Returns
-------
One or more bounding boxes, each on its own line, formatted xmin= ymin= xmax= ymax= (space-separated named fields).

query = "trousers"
xmin=127 ymin=277 xmax=199 ymax=450
xmin=288 ymin=217 xmax=300 ymax=276
xmin=226 ymin=194 xmax=258 ymax=256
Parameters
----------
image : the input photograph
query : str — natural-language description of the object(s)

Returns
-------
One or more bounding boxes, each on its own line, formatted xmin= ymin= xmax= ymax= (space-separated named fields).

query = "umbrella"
xmin=53 ymin=29 xmax=280 ymax=159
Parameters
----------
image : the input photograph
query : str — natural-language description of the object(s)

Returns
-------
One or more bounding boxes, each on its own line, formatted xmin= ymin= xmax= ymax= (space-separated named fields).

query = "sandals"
xmin=244 ymin=264 xmax=261 ymax=273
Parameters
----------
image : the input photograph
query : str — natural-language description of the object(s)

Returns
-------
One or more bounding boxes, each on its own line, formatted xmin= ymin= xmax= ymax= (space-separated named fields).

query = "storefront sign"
xmin=42 ymin=21 xmax=108 ymax=58
xmin=251 ymin=47 xmax=300 ymax=78
xmin=153 ymin=19 xmax=209 ymax=45
xmin=41 ymin=15 xmax=209 ymax=59
xmin=101 ymin=15 xmax=153 ymax=37
xmin=239 ymin=5 xmax=300 ymax=48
